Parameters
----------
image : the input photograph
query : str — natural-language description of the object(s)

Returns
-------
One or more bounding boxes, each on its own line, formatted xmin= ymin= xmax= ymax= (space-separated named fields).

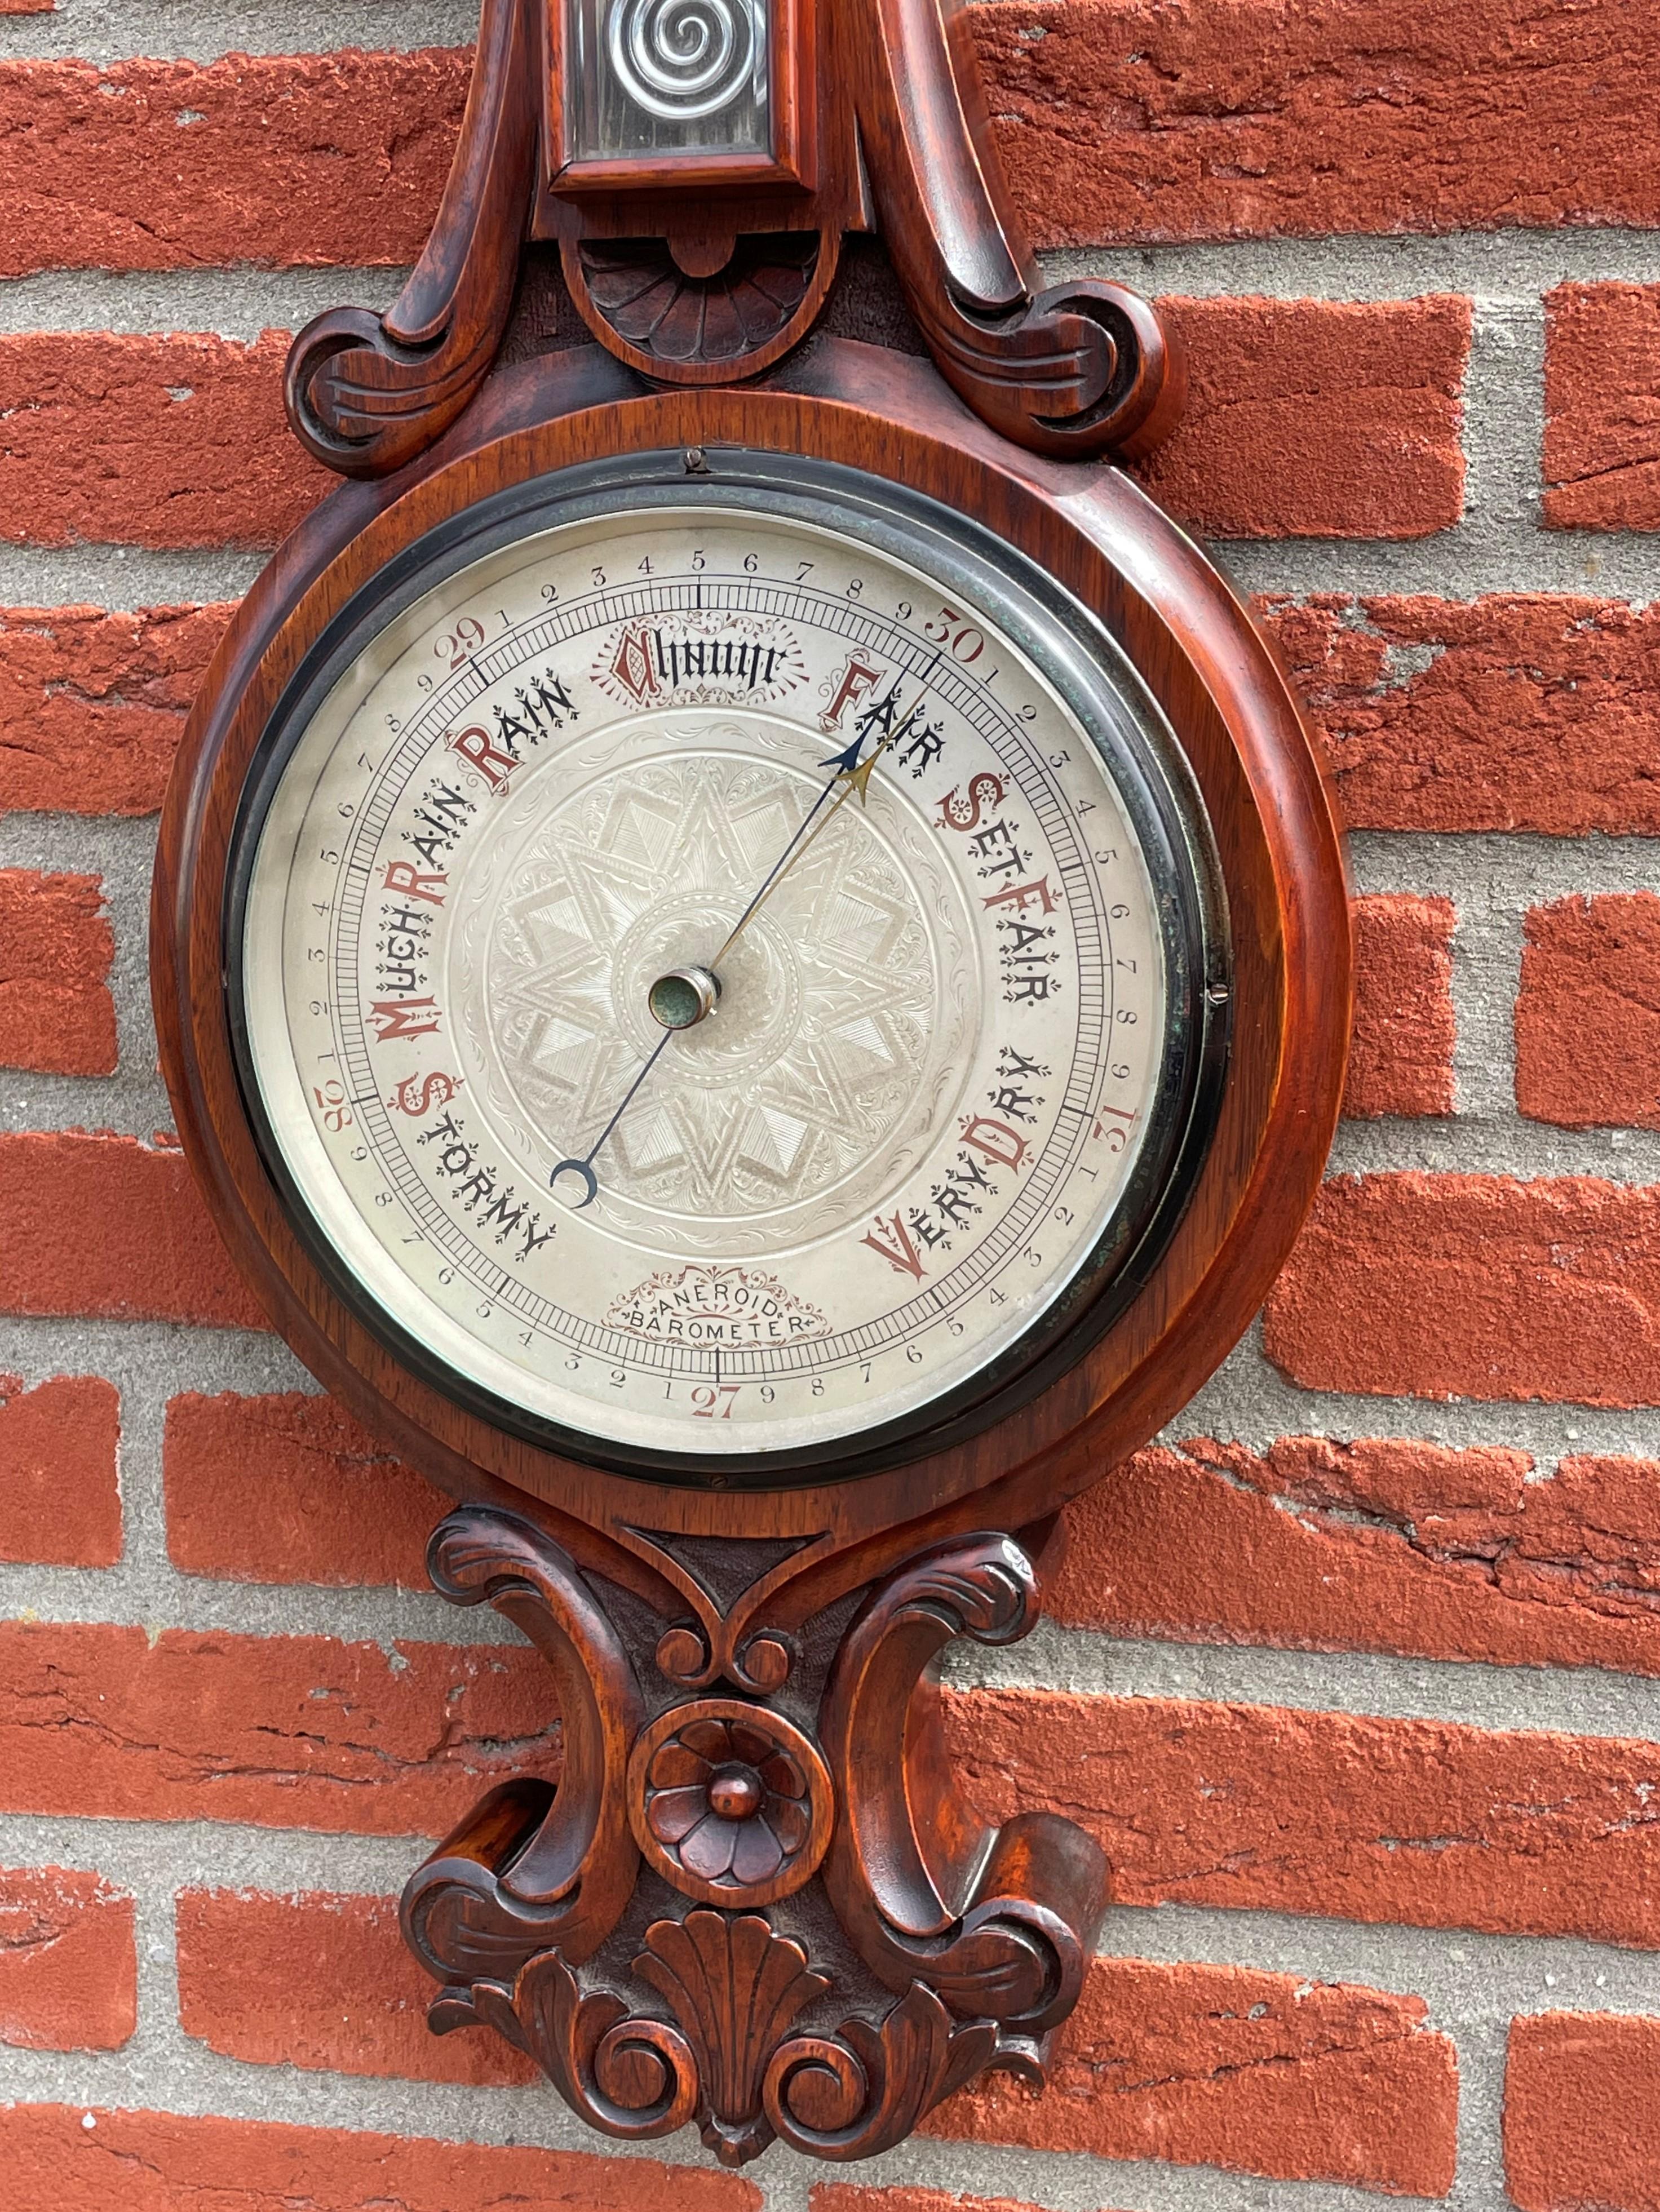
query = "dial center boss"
xmin=649 ymin=964 xmax=723 ymax=1030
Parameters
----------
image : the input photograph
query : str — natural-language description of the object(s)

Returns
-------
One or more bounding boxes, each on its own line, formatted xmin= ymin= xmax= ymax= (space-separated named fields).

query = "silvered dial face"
xmin=234 ymin=461 xmax=1219 ymax=1478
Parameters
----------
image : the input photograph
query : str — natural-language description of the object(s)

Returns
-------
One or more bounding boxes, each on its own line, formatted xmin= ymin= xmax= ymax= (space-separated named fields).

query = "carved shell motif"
xmin=636 ymin=1910 xmax=829 ymax=2163
xmin=565 ymin=233 xmax=834 ymax=378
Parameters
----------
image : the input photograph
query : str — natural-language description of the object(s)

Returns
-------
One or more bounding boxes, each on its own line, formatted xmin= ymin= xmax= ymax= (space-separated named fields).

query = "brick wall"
xmin=2 ymin=3 xmax=1658 ymax=2209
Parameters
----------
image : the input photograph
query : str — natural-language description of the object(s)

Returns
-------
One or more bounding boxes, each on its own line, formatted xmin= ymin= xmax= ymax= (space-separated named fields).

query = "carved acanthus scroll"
xmin=820 ymin=1531 xmax=1101 ymax=2037
xmin=401 ymin=1506 xmax=1108 ymax=2167
xmin=846 ymin=0 xmax=1182 ymax=459
xmin=401 ymin=1509 xmax=641 ymax=2006
xmin=285 ymin=0 xmax=539 ymax=477
xmin=285 ymin=0 xmax=1183 ymax=475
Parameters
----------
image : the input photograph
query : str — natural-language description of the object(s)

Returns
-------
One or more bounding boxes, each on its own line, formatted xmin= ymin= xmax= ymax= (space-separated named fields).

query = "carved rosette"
xmin=628 ymin=1700 xmax=833 ymax=1904
xmin=403 ymin=1506 xmax=1108 ymax=2166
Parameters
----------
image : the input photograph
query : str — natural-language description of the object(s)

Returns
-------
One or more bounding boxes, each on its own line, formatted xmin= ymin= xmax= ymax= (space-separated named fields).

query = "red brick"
xmin=1347 ymin=894 xmax=1455 ymax=1117
xmin=1264 ymin=1172 xmax=1660 ymax=1406
xmin=0 ymin=2 xmax=53 ymax=14
xmin=976 ymin=0 xmax=1660 ymax=248
xmin=174 ymin=1891 xmax=1445 ymax=2191
xmin=0 ymin=2105 xmax=758 ymax=2212
xmin=1535 ymin=1452 xmax=1660 ymax=1594
xmin=1134 ymin=296 xmax=1468 ymax=539
xmin=0 ymin=604 xmax=232 ymax=817
xmin=0 ymin=54 xmax=467 ymax=276
xmin=0 ymin=1621 xmax=547 ymax=1836
xmin=1052 ymin=1437 xmax=1660 ymax=1677
xmin=929 ymin=1955 xmax=1457 ymax=2196
xmin=1264 ymin=593 xmax=1660 ymax=836
xmin=1517 ymin=894 xmax=1660 ymax=1129
xmin=176 ymin=1887 xmax=537 ymax=2087
xmin=9 ymin=11 xmax=1660 ymax=268
xmin=1544 ymin=282 xmax=1660 ymax=529
xmin=0 ymin=1374 xmax=119 ymax=1567
xmin=0 ymin=1132 xmax=266 ymax=1329
xmin=165 ymin=1393 xmax=440 ymax=1589
xmin=1506 ymin=2011 xmax=1660 ymax=2212
xmin=814 ymin=2193 xmax=1057 ymax=2212
xmin=0 ymin=309 xmax=1464 ymax=553
xmin=948 ymin=1688 xmax=1660 ymax=1947
xmin=0 ymin=1867 xmax=134 ymax=2051
xmin=0 ymin=334 xmax=327 ymax=550
xmin=0 ymin=872 xmax=114 ymax=1075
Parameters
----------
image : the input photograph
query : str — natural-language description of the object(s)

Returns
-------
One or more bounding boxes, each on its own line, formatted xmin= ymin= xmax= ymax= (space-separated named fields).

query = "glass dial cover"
xmin=231 ymin=456 xmax=1224 ymax=1482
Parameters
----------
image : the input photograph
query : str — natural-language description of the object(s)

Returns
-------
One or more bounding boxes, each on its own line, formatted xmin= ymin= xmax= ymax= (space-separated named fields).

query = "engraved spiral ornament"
xmin=605 ymin=0 xmax=765 ymax=121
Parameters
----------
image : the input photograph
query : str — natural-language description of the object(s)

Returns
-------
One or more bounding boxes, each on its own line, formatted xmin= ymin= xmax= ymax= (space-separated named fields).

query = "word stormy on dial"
xmin=414 ymin=1104 xmax=557 ymax=1265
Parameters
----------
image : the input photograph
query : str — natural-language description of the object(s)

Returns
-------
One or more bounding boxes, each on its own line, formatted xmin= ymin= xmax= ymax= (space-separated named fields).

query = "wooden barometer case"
xmin=153 ymin=0 xmax=1350 ymax=2170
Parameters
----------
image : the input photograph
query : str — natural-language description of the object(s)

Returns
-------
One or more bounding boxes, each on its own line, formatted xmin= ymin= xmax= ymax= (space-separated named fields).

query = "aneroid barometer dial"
xmin=231 ymin=454 xmax=1226 ymax=1480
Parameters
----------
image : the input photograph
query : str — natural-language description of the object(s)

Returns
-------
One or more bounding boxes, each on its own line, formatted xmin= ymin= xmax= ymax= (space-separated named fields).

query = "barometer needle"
xmin=546 ymin=1029 xmax=679 ymax=1211
xmin=548 ymin=706 xmax=917 ymax=1211
xmin=706 ymin=721 xmax=895 ymax=972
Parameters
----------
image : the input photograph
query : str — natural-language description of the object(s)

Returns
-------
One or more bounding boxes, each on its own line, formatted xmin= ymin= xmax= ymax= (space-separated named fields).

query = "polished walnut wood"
xmin=167 ymin=0 xmax=1347 ymax=2142
xmin=285 ymin=0 xmax=540 ymax=477
xmin=403 ymin=1505 xmax=1100 ymax=2164
xmin=154 ymin=340 xmax=1349 ymax=2163
xmin=285 ymin=0 xmax=1181 ymax=473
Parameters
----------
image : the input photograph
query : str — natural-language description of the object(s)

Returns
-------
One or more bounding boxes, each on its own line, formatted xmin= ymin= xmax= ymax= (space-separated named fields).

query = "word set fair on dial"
xmin=242 ymin=513 xmax=1165 ymax=1457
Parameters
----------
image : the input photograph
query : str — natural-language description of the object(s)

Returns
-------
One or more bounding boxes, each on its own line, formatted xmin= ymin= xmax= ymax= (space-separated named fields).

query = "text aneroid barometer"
xmin=154 ymin=0 xmax=1349 ymax=2169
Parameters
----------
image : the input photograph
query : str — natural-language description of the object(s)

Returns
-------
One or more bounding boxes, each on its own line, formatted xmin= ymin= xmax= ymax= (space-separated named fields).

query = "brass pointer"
xmin=548 ymin=722 xmax=904 ymax=1211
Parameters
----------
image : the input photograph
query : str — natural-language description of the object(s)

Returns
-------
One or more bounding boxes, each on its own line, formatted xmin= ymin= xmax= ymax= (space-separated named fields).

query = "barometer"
xmin=233 ymin=460 xmax=1223 ymax=1479
xmin=153 ymin=0 xmax=1349 ymax=2167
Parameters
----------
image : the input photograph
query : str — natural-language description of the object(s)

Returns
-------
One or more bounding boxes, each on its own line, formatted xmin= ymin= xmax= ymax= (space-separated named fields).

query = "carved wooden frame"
xmin=170 ymin=0 xmax=1350 ymax=2162
xmin=284 ymin=0 xmax=1182 ymax=477
xmin=155 ymin=342 xmax=1350 ymax=2165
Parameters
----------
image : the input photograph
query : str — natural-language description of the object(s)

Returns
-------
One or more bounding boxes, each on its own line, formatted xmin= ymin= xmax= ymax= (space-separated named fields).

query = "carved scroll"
xmin=285 ymin=0 xmax=539 ymax=477
xmin=401 ymin=1507 xmax=1108 ymax=2167
xmin=764 ymin=1983 xmax=1011 ymax=2160
xmin=402 ymin=1509 xmax=642 ymax=2010
xmin=845 ymin=0 xmax=1182 ymax=459
xmin=287 ymin=0 xmax=1184 ymax=477
xmin=819 ymin=1532 xmax=1104 ymax=2036
xmin=471 ymin=1946 xmax=702 ymax=2139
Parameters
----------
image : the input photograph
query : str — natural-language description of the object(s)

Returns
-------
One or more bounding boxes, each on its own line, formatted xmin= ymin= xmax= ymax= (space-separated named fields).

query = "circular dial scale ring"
xmin=231 ymin=462 xmax=1223 ymax=1483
